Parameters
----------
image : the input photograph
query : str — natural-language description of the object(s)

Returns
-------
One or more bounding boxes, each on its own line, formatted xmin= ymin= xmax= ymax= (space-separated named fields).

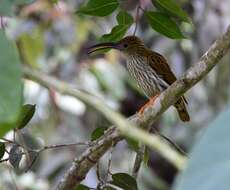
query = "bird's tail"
xmin=174 ymin=97 xmax=190 ymax=122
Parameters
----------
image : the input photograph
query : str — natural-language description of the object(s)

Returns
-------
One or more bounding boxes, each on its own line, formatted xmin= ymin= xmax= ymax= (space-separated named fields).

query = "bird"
xmin=87 ymin=36 xmax=190 ymax=122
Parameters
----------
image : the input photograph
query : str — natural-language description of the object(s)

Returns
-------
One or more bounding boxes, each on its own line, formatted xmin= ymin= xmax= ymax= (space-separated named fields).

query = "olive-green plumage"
xmin=88 ymin=36 xmax=190 ymax=122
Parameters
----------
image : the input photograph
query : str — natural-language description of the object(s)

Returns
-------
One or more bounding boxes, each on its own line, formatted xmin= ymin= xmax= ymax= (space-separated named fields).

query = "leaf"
xmin=9 ymin=145 xmax=23 ymax=169
xmin=14 ymin=0 xmax=35 ymax=5
xmin=100 ymin=11 xmax=133 ymax=42
xmin=0 ymin=30 xmax=22 ymax=137
xmin=91 ymin=127 xmax=107 ymax=141
xmin=143 ymin=147 xmax=149 ymax=166
xmin=111 ymin=173 xmax=138 ymax=190
xmin=0 ymin=0 xmax=35 ymax=16
xmin=0 ymin=142 xmax=5 ymax=160
xmin=117 ymin=11 xmax=133 ymax=25
xmin=145 ymin=11 xmax=185 ymax=39
xmin=77 ymin=0 xmax=119 ymax=17
xmin=173 ymin=106 xmax=230 ymax=190
xmin=0 ymin=0 xmax=12 ymax=16
xmin=152 ymin=0 xmax=190 ymax=23
xmin=75 ymin=184 xmax=90 ymax=190
xmin=17 ymin=27 xmax=44 ymax=68
xmin=100 ymin=25 xmax=130 ymax=43
xmin=102 ymin=186 xmax=117 ymax=190
xmin=126 ymin=138 xmax=139 ymax=152
xmin=17 ymin=104 xmax=36 ymax=129
xmin=50 ymin=0 xmax=59 ymax=5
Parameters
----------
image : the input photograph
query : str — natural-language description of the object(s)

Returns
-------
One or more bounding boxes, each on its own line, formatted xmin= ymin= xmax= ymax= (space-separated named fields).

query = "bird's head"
xmin=87 ymin=36 xmax=145 ymax=56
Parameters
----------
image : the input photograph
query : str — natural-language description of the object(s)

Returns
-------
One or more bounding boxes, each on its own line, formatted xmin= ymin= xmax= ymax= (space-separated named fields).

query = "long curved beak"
xmin=87 ymin=42 xmax=117 ymax=54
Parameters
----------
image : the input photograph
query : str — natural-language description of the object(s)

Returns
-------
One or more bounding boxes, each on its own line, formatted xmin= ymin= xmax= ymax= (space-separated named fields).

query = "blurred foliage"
xmin=0 ymin=0 xmax=230 ymax=189
xmin=17 ymin=27 xmax=44 ymax=68
xmin=0 ymin=0 xmax=35 ymax=16
xmin=0 ymin=30 xmax=22 ymax=136
xmin=173 ymin=106 xmax=230 ymax=190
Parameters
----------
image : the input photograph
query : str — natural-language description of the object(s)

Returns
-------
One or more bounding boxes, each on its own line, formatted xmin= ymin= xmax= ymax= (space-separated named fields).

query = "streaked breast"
xmin=126 ymin=55 xmax=164 ymax=97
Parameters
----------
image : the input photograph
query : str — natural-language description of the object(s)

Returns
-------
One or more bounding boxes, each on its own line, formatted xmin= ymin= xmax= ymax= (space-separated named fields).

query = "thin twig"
xmin=96 ymin=162 xmax=104 ymax=187
xmin=0 ymin=158 xmax=9 ymax=163
xmin=1 ymin=137 xmax=25 ymax=153
xmin=133 ymin=5 xmax=140 ymax=36
xmin=8 ymin=167 xmax=20 ymax=190
xmin=106 ymin=142 xmax=115 ymax=178
xmin=1 ymin=138 xmax=17 ymax=144
xmin=1 ymin=138 xmax=91 ymax=152
xmin=25 ymin=141 xmax=92 ymax=171
xmin=1 ymin=137 xmax=91 ymax=171
xmin=132 ymin=144 xmax=145 ymax=178
xmin=42 ymin=142 xmax=92 ymax=151
xmin=155 ymin=131 xmax=187 ymax=156
xmin=16 ymin=130 xmax=32 ymax=168
xmin=13 ymin=129 xmax=16 ymax=142
xmin=0 ymin=16 xmax=4 ymax=30
xmin=133 ymin=4 xmax=145 ymax=36
xmin=25 ymin=152 xmax=39 ymax=172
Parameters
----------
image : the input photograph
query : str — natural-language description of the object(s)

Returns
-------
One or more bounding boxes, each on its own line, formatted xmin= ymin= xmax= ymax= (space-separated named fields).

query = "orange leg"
xmin=138 ymin=94 xmax=160 ymax=115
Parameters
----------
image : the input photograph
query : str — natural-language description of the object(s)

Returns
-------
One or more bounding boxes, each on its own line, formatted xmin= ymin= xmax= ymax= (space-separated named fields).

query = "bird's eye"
xmin=124 ymin=44 xmax=128 ymax=48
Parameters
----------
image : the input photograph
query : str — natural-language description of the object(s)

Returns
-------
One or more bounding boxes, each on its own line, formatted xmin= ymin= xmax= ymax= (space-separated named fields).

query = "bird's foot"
xmin=138 ymin=94 xmax=160 ymax=115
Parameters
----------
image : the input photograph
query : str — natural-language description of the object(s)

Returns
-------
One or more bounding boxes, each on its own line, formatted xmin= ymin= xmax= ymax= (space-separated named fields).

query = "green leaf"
xmin=111 ymin=173 xmax=138 ymax=190
xmin=91 ymin=127 xmax=107 ymax=141
xmin=0 ymin=0 xmax=35 ymax=16
xmin=100 ymin=11 xmax=133 ymax=42
xmin=0 ymin=142 xmax=5 ymax=160
xmin=17 ymin=27 xmax=44 ymax=68
xmin=143 ymin=147 xmax=149 ymax=166
xmin=117 ymin=11 xmax=133 ymax=25
xmin=100 ymin=25 xmax=129 ymax=43
xmin=75 ymin=184 xmax=90 ymax=190
xmin=77 ymin=0 xmax=119 ymax=17
xmin=102 ymin=186 xmax=117 ymax=190
xmin=126 ymin=138 xmax=139 ymax=152
xmin=0 ymin=0 xmax=12 ymax=16
xmin=0 ymin=30 xmax=22 ymax=137
xmin=152 ymin=0 xmax=190 ymax=23
xmin=50 ymin=0 xmax=59 ymax=5
xmin=17 ymin=104 xmax=36 ymax=129
xmin=145 ymin=11 xmax=185 ymax=39
xmin=173 ymin=106 xmax=230 ymax=190
xmin=14 ymin=0 xmax=35 ymax=5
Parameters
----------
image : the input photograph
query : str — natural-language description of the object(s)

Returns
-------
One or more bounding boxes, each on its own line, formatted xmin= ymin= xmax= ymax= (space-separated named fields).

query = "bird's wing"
xmin=148 ymin=51 xmax=188 ymax=104
xmin=147 ymin=51 xmax=177 ymax=85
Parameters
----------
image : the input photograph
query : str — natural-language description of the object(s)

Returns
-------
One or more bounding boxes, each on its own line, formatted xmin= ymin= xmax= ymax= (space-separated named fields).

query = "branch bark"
xmin=23 ymin=69 xmax=186 ymax=169
xmin=23 ymin=25 xmax=230 ymax=190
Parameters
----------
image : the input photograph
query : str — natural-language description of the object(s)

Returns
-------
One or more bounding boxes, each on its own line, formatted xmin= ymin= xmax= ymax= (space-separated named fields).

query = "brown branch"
xmin=23 ymin=25 xmax=230 ymax=190
xmin=153 ymin=129 xmax=187 ymax=156
xmin=25 ymin=141 xmax=92 ymax=171
xmin=0 ymin=158 xmax=9 ymax=163
xmin=55 ymin=25 xmax=230 ymax=189
xmin=23 ymin=67 xmax=185 ymax=169
xmin=56 ymin=127 xmax=121 ymax=189
xmin=132 ymin=144 xmax=145 ymax=178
